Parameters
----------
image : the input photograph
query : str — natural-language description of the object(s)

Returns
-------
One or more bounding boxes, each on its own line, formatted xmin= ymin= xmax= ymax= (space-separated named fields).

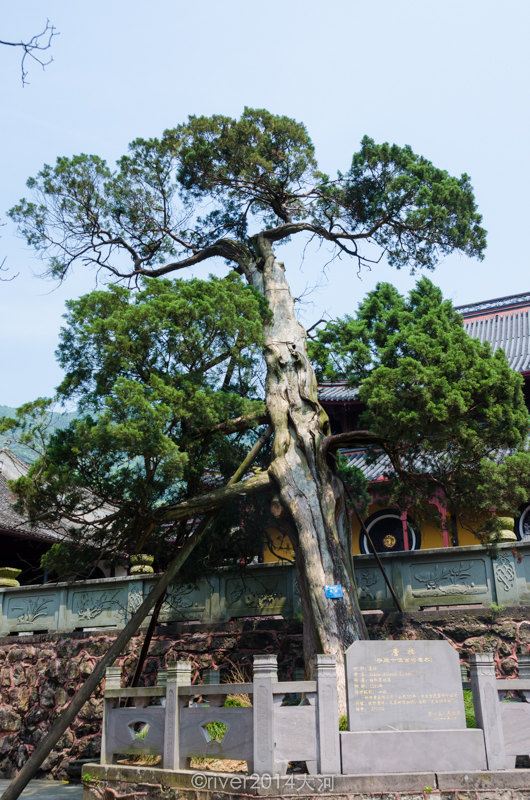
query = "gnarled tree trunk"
xmin=248 ymin=236 xmax=367 ymax=711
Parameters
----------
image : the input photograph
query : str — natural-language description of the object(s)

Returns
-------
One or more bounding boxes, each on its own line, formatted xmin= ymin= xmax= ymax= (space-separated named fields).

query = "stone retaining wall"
xmin=3 ymin=542 xmax=530 ymax=637
xmin=1 ymin=608 xmax=530 ymax=780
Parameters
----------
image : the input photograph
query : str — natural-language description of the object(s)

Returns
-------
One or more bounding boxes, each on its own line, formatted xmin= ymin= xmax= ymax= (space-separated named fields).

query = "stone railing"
xmin=2 ymin=541 xmax=530 ymax=636
xmin=101 ymin=646 xmax=530 ymax=776
xmin=101 ymin=654 xmax=340 ymax=774
xmin=355 ymin=540 xmax=530 ymax=611
xmin=0 ymin=563 xmax=298 ymax=636
xmin=470 ymin=651 xmax=530 ymax=769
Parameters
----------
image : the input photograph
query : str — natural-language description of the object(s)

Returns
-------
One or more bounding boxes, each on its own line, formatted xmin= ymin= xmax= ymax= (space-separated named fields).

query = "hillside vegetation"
xmin=0 ymin=405 xmax=76 ymax=462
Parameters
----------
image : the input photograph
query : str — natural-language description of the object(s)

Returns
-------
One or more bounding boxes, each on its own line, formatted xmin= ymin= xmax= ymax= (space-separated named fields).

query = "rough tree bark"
xmin=247 ymin=236 xmax=367 ymax=710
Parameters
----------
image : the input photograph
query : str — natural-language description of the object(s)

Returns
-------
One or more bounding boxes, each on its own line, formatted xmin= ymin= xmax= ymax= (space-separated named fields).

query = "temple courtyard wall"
xmin=1 ymin=608 xmax=530 ymax=780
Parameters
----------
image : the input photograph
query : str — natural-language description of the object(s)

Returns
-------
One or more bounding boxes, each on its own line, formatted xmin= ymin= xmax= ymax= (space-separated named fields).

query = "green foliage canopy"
xmin=5 ymin=274 xmax=269 ymax=576
xmin=5 ymin=108 xmax=491 ymax=568
xmin=9 ymin=109 xmax=486 ymax=281
xmin=310 ymin=278 xmax=530 ymax=534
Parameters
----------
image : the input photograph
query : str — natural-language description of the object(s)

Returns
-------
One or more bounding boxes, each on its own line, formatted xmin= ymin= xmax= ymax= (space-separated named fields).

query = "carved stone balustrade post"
xmin=469 ymin=652 xmax=507 ymax=769
xmin=518 ymin=654 xmax=530 ymax=701
xmin=163 ymin=660 xmax=191 ymax=769
xmin=105 ymin=666 xmax=122 ymax=689
xmin=157 ymin=670 xmax=167 ymax=708
xmin=101 ymin=666 xmax=122 ymax=764
xmin=314 ymin=655 xmax=340 ymax=774
xmin=253 ymin=654 xmax=277 ymax=775
xmin=519 ymin=655 xmax=530 ymax=678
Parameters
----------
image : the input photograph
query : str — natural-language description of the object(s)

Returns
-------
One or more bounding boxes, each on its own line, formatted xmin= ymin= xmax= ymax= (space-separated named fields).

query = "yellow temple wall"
xmin=349 ymin=501 xmax=479 ymax=554
xmin=262 ymin=501 xmax=482 ymax=563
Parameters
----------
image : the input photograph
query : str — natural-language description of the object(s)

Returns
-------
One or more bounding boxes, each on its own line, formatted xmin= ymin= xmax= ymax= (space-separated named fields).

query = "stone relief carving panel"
xmin=5 ymin=592 xmax=60 ymax=631
xmin=159 ymin=582 xmax=208 ymax=622
xmin=356 ymin=567 xmax=387 ymax=604
xmin=225 ymin=573 xmax=289 ymax=615
xmin=410 ymin=559 xmax=489 ymax=598
xmin=493 ymin=553 xmax=516 ymax=593
xmin=69 ymin=587 xmax=128 ymax=626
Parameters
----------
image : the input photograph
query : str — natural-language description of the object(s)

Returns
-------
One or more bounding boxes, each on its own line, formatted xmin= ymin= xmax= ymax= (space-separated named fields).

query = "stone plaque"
xmin=345 ymin=640 xmax=466 ymax=731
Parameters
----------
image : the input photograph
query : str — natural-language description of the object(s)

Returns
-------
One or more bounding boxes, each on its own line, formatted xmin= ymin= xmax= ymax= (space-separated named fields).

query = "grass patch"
xmin=463 ymin=688 xmax=477 ymax=728
xmin=203 ymin=719 xmax=228 ymax=742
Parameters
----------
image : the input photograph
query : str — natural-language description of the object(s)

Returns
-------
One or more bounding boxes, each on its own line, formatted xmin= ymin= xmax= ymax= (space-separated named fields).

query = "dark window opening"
xmin=359 ymin=509 xmax=421 ymax=554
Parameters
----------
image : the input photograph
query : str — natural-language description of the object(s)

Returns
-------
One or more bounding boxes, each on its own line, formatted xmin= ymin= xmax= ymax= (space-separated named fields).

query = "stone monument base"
xmin=340 ymin=729 xmax=487 ymax=773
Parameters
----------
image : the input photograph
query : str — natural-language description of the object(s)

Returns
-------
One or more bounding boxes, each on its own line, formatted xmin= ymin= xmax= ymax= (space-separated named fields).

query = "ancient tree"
xmin=9 ymin=109 xmax=486 ymax=702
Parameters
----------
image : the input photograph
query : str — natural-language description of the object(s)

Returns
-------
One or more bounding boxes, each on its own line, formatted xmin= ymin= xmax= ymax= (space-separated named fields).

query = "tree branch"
xmin=1 ymin=19 xmax=58 ymax=86
xmin=130 ymin=238 xmax=249 ymax=278
xmin=322 ymin=429 xmax=385 ymax=454
xmin=192 ymin=410 xmax=268 ymax=438
xmin=261 ymin=218 xmax=390 ymax=254
xmin=157 ymin=470 xmax=271 ymax=523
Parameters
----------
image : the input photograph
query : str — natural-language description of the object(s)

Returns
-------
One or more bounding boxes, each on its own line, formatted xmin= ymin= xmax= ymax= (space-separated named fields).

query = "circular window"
xmin=359 ymin=510 xmax=421 ymax=554
xmin=516 ymin=504 xmax=530 ymax=540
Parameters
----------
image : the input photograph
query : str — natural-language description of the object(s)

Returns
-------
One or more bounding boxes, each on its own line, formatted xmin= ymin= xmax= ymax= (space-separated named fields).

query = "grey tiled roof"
xmin=342 ymin=448 xmax=393 ymax=483
xmin=0 ymin=450 xmax=61 ymax=541
xmin=463 ymin=308 xmax=530 ymax=373
xmin=457 ymin=291 xmax=530 ymax=317
xmin=318 ymin=382 xmax=358 ymax=402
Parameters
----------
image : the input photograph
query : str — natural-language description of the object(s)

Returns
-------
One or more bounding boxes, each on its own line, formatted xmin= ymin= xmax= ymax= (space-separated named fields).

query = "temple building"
xmin=0 ymin=449 xmax=125 ymax=583
xmin=0 ymin=449 xmax=61 ymax=583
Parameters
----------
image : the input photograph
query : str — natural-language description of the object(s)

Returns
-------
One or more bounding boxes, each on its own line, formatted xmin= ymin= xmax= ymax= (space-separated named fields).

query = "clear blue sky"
xmin=1 ymin=1 xmax=529 ymax=406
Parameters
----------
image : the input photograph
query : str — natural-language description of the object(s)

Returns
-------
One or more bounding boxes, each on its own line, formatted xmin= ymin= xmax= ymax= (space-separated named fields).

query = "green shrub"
xmin=203 ymin=720 xmax=228 ymax=743
xmin=463 ymin=688 xmax=477 ymax=728
xmin=224 ymin=696 xmax=247 ymax=707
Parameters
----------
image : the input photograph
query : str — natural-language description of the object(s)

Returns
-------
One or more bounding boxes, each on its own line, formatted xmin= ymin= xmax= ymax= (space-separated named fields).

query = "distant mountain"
xmin=0 ymin=405 xmax=76 ymax=462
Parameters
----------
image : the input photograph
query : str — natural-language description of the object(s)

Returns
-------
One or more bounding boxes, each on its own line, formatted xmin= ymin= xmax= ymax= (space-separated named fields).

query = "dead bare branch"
xmin=0 ymin=19 xmax=58 ymax=86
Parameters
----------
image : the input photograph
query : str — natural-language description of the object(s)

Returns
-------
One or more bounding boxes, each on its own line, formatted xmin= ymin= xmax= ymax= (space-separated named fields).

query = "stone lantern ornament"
xmin=0 ymin=567 xmax=22 ymax=587
xmin=129 ymin=554 xmax=155 ymax=575
xmin=496 ymin=516 xmax=517 ymax=542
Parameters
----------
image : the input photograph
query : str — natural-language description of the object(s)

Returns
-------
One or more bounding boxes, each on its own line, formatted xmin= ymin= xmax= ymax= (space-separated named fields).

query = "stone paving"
xmin=0 ymin=780 xmax=82 ymax=798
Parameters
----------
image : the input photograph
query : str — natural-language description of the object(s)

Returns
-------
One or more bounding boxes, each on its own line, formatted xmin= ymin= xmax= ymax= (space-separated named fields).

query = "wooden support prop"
xmin=126 ymin=589 xmax=167 ymax=694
